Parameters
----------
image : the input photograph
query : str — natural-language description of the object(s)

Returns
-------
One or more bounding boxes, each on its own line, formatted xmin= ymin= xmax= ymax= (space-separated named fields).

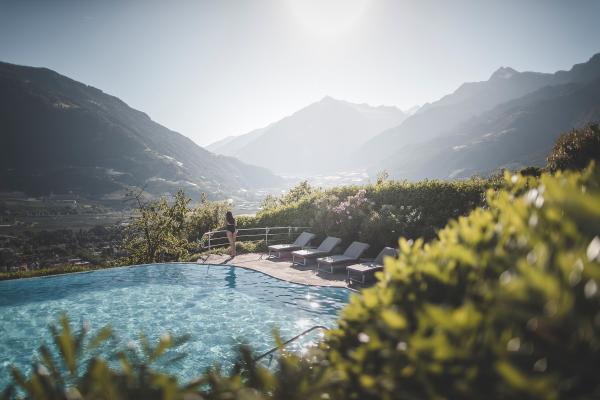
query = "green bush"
xmin=122 ymin=191 xmax=232 ymax=264
xmin=547 ymin=123 xmax=600 ymax=172
xmin=243 ymin=179 xmax=490 ymax=255
xmin=0 ymin=264 xmax=108 ymax=281
xmin=4 ymin=315 xmax=336 ymax=400
xmin=122 ymin=190 xmax=192 ymax=264
xmin=186 ymin=194 xmax=230 ymax=242
xmin=124 ymin=177 xmax=459 ymax=262
xmin=326 ymin=163 xmax=600 ymax=399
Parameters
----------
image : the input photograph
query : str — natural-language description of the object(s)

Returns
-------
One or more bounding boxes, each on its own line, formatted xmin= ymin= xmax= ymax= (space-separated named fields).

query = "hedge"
xmin=239 ymin=178 xmax=492 ymax=256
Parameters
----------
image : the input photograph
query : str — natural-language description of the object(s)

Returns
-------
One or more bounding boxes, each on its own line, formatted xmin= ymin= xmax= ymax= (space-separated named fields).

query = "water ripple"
xmin=0 ymin=264 xmax=349 ymax=387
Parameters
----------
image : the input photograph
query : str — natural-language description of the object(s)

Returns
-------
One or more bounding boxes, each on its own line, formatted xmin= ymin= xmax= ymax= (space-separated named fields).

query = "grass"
xmin=186 ymin=239 xmax=268 ymax=261
xmin=0 ymin=263 xmax=114 ymax=281
xmin=1 ymin=241 xmax=271 ymax=280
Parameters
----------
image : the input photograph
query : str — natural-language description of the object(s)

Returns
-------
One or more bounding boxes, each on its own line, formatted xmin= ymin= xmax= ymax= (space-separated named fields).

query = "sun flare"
xmin=287 ymin=0 xmax=370 ymax=38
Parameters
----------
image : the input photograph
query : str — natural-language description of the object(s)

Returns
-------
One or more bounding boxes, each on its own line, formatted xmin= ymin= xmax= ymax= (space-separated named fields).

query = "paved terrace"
xmin=197 ymin=252 xmax=348 ymax=287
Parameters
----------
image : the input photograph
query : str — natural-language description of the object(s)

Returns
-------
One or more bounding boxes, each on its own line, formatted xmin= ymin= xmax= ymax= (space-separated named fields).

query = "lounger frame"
xmin=291 ymin=236 xmax=341 ymax=266
xmin=345 ymin=247 xmax=398 ymax=286
xmin=267 ymin=232 xmax=315 ymax=259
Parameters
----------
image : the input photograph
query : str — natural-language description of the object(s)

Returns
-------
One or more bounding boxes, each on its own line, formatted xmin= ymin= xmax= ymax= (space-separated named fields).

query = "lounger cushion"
xmin=342 ymin=242 xmax=370 ymax=259
xmin=316 ymin=237 xmax=342 ymax=252
xmin=292 ymin=249 xmax=328 ymax=258
xmin=347 ymin=262 xmax=383 ymax=273
xmin=269 ymin=244 xmax=302 ymax=251
xmin=317 ymin=255 xmax=356 ymax=265
xmin=292 ymin=232 xmax=316 ymax=247
xmin=374 ymin=247 xmax=398 ymax=264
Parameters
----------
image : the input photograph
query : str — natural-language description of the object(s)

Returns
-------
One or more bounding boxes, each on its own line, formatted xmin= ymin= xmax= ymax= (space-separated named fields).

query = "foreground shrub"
xmin=4 ymin=316 xmax=337 ymax=400
xmin=547 ymin=123 xmax=600 ymax=172
xmin=326 ymin=164 xmax=600 ymax=399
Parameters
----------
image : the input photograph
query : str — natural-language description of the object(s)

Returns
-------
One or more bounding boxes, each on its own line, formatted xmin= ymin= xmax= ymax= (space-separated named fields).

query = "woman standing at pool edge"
xmin=225 ymin=211 xmax=237 ymax=257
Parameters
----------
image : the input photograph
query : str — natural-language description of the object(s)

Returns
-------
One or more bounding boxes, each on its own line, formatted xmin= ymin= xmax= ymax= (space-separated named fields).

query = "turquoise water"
xmin=0 ymin=263 xmax=349 ymax=388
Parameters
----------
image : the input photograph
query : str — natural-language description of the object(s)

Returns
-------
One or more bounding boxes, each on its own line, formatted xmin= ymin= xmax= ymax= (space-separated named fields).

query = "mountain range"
xmin=0 ymin=62 xmax=281 ymax=200
xmin=381 ymin=78 xmax=600 ymax=179
xmin=2 ymin=53 xmax=599 ymax=201
xmin=210 ymin=53 xmax=600 ymax=180
xmin=206 ymin=97 xmax=408 ymax=174
xmin=365 ymin=53 xmax=600 ymax=178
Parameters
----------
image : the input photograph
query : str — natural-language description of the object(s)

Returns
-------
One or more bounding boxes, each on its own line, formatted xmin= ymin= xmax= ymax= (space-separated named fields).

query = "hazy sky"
xmin=1 ymin=0 xmax=599 ymax=146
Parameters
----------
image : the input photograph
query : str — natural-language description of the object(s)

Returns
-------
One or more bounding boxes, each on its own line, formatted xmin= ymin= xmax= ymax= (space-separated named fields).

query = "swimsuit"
xmin=226 ymin=223 xmax=236 ymax=233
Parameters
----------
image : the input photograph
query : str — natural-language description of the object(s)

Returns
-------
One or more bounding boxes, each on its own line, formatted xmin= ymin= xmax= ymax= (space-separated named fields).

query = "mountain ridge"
xmin=207 ymin=96 xmax=408 ymax=174
xmin=0 ymin=61 xmax=281 ymax=199
xmin=375 ymin=77 xmax=600 ymax=180
xmin=360 ymin=53 xmax=600 ymax=170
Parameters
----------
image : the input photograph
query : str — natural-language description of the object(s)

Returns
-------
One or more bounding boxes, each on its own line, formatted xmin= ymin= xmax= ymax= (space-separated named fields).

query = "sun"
xmin=287 ymin=0 xmax=370 ymax=38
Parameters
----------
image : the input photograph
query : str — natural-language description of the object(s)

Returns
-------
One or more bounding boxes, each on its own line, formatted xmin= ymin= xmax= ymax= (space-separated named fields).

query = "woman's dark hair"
xmin=226 ymin=211 xmax=235 ymax=224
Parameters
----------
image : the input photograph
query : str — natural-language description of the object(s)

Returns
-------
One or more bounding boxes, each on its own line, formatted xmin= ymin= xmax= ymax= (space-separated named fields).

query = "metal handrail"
xmin=200 ymin=226 xmax=311 ymax=250
xmin=254 ymin=325 xmax=329 ymax=362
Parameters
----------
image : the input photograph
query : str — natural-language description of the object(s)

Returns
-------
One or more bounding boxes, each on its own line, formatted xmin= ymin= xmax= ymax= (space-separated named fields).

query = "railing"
xmin=254 ymin=325 xmax=330 ymax=366
xmin=200 ymin=226 xmax=311 ymax=250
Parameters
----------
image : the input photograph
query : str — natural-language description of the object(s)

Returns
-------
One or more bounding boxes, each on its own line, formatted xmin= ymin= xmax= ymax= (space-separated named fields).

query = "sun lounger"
xmin=291 ymin=236 xmax=341 ymax=266
xmin=346 ymin=247 xmax=398 ymax=286
xmin=316 ymin=241 xmax=370 ymax=274
xmin=267 ymin=231 xmax=315 ymax=259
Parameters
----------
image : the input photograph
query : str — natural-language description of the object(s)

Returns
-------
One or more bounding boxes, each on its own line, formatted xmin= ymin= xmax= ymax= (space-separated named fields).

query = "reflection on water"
xmin=225 ymin=267 xmax=237 ymax=288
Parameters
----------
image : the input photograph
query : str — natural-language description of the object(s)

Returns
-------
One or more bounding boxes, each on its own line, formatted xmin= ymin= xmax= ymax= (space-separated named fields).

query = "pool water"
xmin=0 ymin=263 xmax=349 ymax=388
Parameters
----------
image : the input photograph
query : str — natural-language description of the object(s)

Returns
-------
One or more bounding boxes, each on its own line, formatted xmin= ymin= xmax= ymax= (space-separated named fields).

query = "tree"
xmin=122 ymin=189 xmax=191 ymax=264
xmin=547 ymin=123 xmax=600 ymax=172
xmin=259 ymin=194 xmax=280 ymax=212
xmin=376 ymin=170 xmax=389 ymax=185
xmin=186 ymin=194 xmax=230 ymax=242
xmin=280 ymin=181 xmax=315 ymax=205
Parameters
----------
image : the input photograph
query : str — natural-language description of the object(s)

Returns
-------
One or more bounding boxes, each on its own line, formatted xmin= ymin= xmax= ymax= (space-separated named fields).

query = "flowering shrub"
xmin=326 ymin=189 xmax=373 ymax=242
xmin=243 ymin=179 xmax=489 ymax=255
xmin=330 ymin=189 xmax=370 ymax=224
xmin=358 ymin=205 xmax=404 ymax=248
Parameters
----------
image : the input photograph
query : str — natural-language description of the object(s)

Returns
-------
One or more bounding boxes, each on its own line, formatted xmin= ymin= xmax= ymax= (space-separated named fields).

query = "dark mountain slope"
xmin=362 ymin=53 xmax=600 ymax=164
xmin=377 ymin=78 xmax=600 ymax=180
xmin=0 ymin=62 xmax=281 ymax=198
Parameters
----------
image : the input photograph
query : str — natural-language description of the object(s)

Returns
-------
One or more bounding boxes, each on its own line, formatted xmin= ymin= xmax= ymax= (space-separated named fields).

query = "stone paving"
xmin=197 ymin=252 xmax=348 ymax=287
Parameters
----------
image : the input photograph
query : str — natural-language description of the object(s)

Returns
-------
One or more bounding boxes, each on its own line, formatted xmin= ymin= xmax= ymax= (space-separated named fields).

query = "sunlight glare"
xmin=287 ymin=0 xmax=370 ymax=38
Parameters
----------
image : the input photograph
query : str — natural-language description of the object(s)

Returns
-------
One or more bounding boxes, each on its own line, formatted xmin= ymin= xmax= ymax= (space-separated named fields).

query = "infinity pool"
xmin=0 ymin=263 xmax=349 ymax=388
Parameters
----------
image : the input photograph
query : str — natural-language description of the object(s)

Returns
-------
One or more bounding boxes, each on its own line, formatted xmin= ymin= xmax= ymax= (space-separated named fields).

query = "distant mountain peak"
xmin=403 ymin=105 xmax=421 ymax=115
xmin=320 ymin=95 xmax=337 ymax=102
xmin=208 ymin=96 xmax=408 ymax=174
xmin=490 ymin=66 xmax=518 ymax=80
